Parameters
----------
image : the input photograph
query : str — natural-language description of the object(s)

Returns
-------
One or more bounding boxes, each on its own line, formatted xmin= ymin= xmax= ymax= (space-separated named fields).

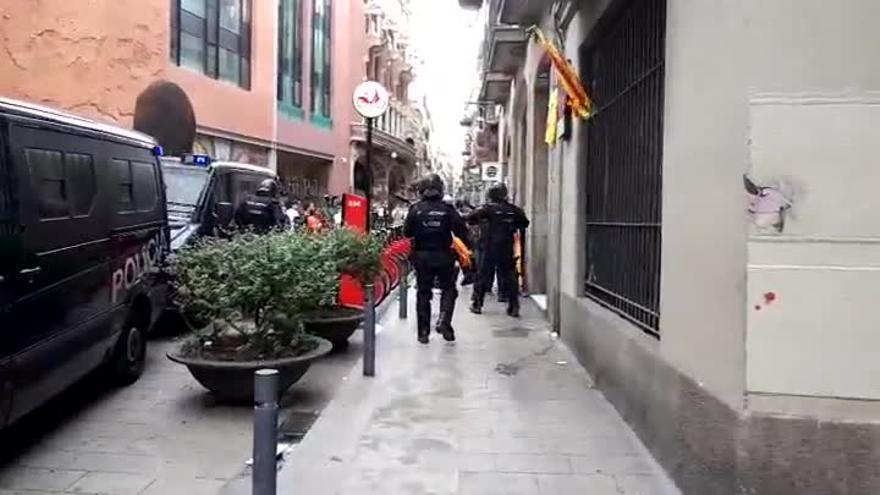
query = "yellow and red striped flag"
xmin=528 ymin=26 xmax=593 ymax=119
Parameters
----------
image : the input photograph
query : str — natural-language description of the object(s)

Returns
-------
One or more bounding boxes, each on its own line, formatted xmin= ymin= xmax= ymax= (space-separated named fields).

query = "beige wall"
xmin=659 ymin=0 xmax=750 ymax=409
xmin=555 ymin=0 xmax=880 ymax=412
xmin=744 ymin=0 xmax=880 ymax=402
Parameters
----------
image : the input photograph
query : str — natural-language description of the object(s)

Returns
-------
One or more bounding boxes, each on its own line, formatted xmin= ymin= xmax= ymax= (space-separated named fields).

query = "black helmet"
xmin=256 ymin=178 xmax=278 ymax=197
xmin=417 ymin=173 xmax=444 ymax=199
xmin=487 ymin=183 xmax=508 ymax=202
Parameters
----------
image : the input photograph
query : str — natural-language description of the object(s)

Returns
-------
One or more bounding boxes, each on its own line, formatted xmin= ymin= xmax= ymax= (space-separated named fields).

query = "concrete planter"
xmin=300 ymin=308 xmax=364 ymax=349
xmin=167 ymin=336 xmax=332 ymax=402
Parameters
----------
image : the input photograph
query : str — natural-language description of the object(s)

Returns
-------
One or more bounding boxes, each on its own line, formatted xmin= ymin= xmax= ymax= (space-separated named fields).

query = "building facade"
xmin=0 ymin=0 xmax=365 ymax=199
xmin=469 ymin=0 xmax=880 ymax=493
xmin=351 ymin=0 xmax=428 ymax=208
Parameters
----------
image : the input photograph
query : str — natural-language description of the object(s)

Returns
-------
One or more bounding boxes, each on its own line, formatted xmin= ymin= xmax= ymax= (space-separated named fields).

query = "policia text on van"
xmin=0 ymin=97 xmax=169 ymax=428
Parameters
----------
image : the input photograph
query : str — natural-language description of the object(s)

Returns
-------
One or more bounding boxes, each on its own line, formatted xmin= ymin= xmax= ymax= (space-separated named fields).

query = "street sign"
xmin=353 ymin=81 xmax=390 ymax=119
xmin=482 ymin=162 xmax=502 ymax=182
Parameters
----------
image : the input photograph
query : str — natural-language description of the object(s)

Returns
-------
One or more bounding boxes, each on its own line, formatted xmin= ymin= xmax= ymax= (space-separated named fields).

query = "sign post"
xmin=353 ymin=81 xmax=390 ymax=232
xmin=352 ymin=81 xmax=389 ymax=377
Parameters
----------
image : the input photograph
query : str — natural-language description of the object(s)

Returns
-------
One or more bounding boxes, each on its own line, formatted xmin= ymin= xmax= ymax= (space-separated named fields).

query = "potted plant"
xmin=296 ymin=228 xmax=385 ymax=349
xmin=166 ymin=232 xmax=332 ymax=402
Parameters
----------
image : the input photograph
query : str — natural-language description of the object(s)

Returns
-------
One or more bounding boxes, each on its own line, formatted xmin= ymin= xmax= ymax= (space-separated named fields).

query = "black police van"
xmin=161 ymin=157 xmax=280 ymax=250
xmin=0 ymin=98 xmax=168 ymax=428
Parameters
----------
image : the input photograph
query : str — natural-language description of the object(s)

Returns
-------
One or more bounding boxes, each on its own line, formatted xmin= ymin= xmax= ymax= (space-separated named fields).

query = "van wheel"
xmin=110 ymin=322 xmax=147 ymax=385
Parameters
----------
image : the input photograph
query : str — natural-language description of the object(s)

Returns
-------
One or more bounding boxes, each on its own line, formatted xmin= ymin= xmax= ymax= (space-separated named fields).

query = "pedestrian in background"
xmin=404 ymin=174 xmax=473 ymax=344
xmin=468 ymin=183 xmax=529 ymax=317
xmin=285 ymin=200 xmax=301 ymax=231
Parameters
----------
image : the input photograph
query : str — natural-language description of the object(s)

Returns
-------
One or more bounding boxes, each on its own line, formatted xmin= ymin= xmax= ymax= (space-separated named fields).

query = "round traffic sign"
xmin=353 ymin=81 xmax=390 ymax=119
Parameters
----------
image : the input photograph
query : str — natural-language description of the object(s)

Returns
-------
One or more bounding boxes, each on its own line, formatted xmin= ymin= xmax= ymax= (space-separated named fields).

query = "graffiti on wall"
xmin=744 ymin=174 xmax=793 ymax=234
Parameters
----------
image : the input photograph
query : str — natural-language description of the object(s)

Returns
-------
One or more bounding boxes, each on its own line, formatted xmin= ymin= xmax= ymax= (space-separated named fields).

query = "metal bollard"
xmin=398 ymin=263 xmax=408 ymax=320
xmin=363 ymin=283 xmax=376 ymax=377
xmin=253 ymin=369 xmax=279 ymax=495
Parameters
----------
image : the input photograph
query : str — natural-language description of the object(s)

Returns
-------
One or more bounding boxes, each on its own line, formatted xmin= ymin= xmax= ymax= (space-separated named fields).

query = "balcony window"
xmin=170 ymin=0 xmax=252 ymax=89
xmin=310 ymin=0 xmax=332 ymax=128
xmin=278 ymin=0 xmax=304 ymax=119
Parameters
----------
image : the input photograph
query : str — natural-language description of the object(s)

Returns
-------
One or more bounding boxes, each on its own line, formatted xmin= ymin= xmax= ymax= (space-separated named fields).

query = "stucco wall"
xmin=0 ymin=0 xmax=362 ymax=192
xmin=547 ymin=0 xmax=880 ymax=492
xmin=659 ymin=0 xmax=750 ymax=409
xmin=0 ymin=0 xmax=167 ymax=126
xmin=520 ymin=39 xmax=549 ymax=295
xmin=744 ymin=0 xmax=880 ymax=403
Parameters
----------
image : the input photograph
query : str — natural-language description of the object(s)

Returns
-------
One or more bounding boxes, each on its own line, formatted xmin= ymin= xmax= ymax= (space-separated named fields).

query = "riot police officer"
xmin=404 ymin=174 xmax=472 ymax=344
xmin=234 ymin=179 xmax=286 ymax=234
xmin=468 ymin=183 xmax=529 ymax=317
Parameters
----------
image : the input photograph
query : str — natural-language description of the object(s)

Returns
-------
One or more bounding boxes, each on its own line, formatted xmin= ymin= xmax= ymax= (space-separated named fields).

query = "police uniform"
xmin=468 ymin=184 xmax=529 ymax=317
xmin=234 ymin=179 xmax=286 ymax=234
xmin=404 ymin=175 xmax=472 ymax=344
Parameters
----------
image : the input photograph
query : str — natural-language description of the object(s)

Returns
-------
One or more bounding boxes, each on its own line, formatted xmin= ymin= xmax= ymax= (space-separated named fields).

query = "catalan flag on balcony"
xmin=528 ymin=26 xmax=593 ymax=119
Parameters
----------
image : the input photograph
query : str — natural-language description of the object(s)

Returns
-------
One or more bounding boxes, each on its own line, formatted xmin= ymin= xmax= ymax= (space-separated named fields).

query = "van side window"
xmin=114 ymin=159 xmax=135 ymax=213
xmin=26 ymin=148 xmax=68 ymax=220
xmin=132 ymin=161 xmax=158 ymax=212
xmin=25 ymin=148 xmax=98 ymax=221
xmin=66 ymin=153 xmax=96 ymax=217
xmin=115 ymin=159 xmax=159 ymax=213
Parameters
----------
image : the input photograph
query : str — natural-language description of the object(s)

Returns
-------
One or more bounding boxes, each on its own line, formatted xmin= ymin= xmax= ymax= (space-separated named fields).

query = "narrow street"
xmin=0 ymin=323 xmax=365 ymax=494
xmin=221 ymin=290 xmax=680 ymax=495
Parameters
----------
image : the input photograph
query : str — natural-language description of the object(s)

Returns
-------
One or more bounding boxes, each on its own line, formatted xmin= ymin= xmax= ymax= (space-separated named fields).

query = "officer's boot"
xmin=416 ymin=289 xmax=432 ymax=344
xmin=438 ymin=287 xmax=458 ymax=342
xmin=506 ymin=284 xmax=520 ymax=318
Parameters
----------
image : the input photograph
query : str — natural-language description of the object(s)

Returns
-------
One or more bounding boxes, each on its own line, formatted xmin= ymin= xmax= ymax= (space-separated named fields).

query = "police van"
xmin=161 ymin=156 xmax=280 ymax=250
xmin=0 ymin=98 xmax=168 ymax=428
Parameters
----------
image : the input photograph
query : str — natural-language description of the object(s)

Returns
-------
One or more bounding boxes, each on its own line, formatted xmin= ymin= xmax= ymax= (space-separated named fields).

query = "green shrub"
xmin=171 ymin=228 xmax=384 ymax=360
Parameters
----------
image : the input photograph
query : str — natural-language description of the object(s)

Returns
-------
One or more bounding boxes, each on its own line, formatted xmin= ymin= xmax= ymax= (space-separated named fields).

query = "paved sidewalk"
xmin=258 ymin=290 xmax=680 ymax=495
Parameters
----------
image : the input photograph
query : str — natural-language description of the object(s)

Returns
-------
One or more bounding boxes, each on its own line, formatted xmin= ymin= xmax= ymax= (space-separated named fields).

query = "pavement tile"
xmin=458 ymin=434 xmax=546 ymax=454
xmin=64 ymin=452 xmax=161 ymax=475
xmin=537 ymin=473 xmax=620 ymax=495
xmin=0 ymin=490 xmax=63 ymax=495
xmin=343 ymin=468 xmax=459 ymax=495
xmin=614 ymin=474 xmax=681 ymax=495
xmin=420 ymin=452 xmax=496 ymax=472
xmin=458 ymin=472 xmax=540 ymax=495
xmin=0 ymin=467 xmax=86 ymax=491
xmin=570 ymin=454 xmax=660 ymax=476
xmin=494 ymin=454 xmax=573 ymax=474
xmin=12 ymin=448 xmax=78 ymax=469
xmin=140 ymin=476 xmax=228 ymax=495
xmin=67 ymin=472 xmax=154 ymax=495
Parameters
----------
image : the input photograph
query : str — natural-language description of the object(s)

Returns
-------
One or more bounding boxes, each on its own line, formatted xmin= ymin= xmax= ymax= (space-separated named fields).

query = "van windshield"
xmin=164 ymin=165 xmax=209 ymax=207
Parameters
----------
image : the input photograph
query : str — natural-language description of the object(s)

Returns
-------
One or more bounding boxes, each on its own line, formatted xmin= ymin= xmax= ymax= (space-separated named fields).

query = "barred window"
xmin=581 ymin=0 xmax=666 ymax=336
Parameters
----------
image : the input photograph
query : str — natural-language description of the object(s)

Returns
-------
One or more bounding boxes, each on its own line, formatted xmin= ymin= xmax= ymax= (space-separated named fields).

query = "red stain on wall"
xmin=763 ymin=292 xmax=777 ymax=305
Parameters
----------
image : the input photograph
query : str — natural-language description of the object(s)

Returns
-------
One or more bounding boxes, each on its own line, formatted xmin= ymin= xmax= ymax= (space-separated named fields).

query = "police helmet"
xmin=417 ymin=174 xmax=445 ymax=199
xmin=256 ymin=178 xmax=279 ymax=197
xmin=487 ymin=183 xmax=508 ymax=202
